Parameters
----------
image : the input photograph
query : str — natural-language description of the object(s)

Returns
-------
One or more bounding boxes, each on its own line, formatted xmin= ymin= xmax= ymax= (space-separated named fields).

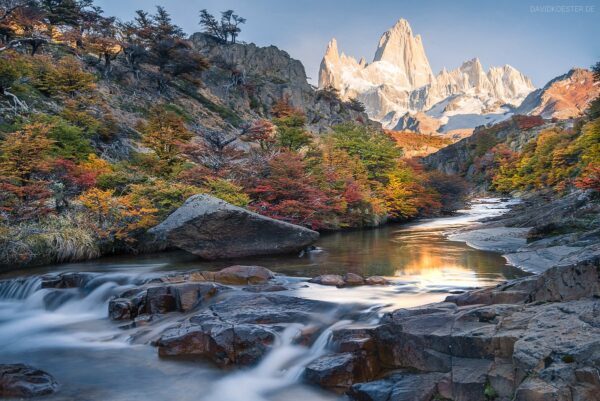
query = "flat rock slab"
xmin=349 ymin=371 xmax=446 ymax=401
xmin=0 ymin=364 xmax=58 ymax=398
xmin=448 ymin=227 xmax=530 ymax=253
xmin=504 ymin=245 xmax=597 ymax=274
xmin=147 ymin=194 xmax=319 ymax=259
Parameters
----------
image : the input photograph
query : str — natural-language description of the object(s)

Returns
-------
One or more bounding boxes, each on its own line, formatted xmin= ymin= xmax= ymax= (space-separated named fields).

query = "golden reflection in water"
xmin=394 ymin=240 xmax=501 ymax=290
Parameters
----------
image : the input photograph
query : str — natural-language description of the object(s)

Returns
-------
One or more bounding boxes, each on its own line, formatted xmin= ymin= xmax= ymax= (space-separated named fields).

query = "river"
xmin=0 ymin=198 xmax=527 ymax=401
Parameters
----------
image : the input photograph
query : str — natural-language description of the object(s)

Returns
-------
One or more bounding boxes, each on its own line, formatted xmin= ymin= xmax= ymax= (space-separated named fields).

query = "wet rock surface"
xmin=146 ymin=194 xmax=319 ymax=259
xmin=156 ymin=293 xmax=338 ymax=367
xmin=309 ymin=274 xmax=389 ymax=287
xmin=349 ymin=371 xmax=447 ymax=401
xmin=331 ymin=257 xmax=600 ymax=401
xmin=107 ymin=265 xmax=280 ymax=320
xmin=0 ymin=364 xmax=58 ymax=398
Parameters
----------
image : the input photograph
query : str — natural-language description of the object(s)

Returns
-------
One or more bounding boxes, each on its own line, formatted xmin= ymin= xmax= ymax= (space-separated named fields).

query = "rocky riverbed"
xmin=2 ymin=259 xmax=598 ymax=401
xmin=1 ymin=197 xmax=597 ymax=401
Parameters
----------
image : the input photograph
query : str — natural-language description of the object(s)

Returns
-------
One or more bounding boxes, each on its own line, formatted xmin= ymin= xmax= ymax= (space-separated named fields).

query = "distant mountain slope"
xmin=516 ymin=68 xmax=600 ymax=119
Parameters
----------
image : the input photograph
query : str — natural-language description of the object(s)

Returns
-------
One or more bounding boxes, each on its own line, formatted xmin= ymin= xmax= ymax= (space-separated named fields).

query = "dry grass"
xmin=0 ymin=212 xmax=101 ymax=269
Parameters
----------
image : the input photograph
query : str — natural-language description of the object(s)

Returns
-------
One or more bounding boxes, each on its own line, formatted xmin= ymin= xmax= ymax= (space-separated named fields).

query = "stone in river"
xmin=309 ymin=274 xmax=345 ymax=287
xmin=343 ymin=273 xmax=365 ymax=286
xmin=213 ymin=265 xmax=274 ymax=285
xmin=155 ymin=294 xmax=336 ymax=366
xmin=0 ymin=364 xmax=58 ymax=398
xmin=365 ymin=276 xmax=389 ymax=285
xmin=145 ymin=194 xmax=319 ymax=259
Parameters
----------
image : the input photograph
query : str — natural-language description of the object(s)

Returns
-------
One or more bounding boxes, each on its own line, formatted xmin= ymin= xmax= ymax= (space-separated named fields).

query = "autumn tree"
xmin=311 ymin=139 xmax=384 ymax=227
xmin=50 ymin=154 xmax=110 ymax=211
xmin=138 ymin=106 xmax=192 ymax=176
xmin=383 ymin=163 xmax=440 ymax=220
xmin=271 ymin=96 xmax=311 ymax=151
xmin=34 ymin=56 xmax=96 ymax=97
xmin=85 ymin=15 xmax=121 ymax=74
xmin=0 ymin=122 xmax=53 ymax=221
xmin=248 ymin=152 xmax=333 ymax=229
xmin=180 ymin=128 xmax=245 ymax=177
xmin=0 ymin=0 xmax=46 ymax=45
xmin=241 ymin=119 xmax=277 ymax=151
xmin=330 ymin=123 xmax=402 ymax=184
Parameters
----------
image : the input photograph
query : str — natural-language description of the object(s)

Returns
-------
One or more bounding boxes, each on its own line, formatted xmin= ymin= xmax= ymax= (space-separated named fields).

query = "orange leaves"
xmin=78 ymin=188 xmax=118 ymax=222
xmin=248 ymin=152 xmax=333 ymax=230
xmin=138 ymin=106 xmax=193 ymax=175
xmin=271 ymin=95 xmax=300 ymax=119
xmin=513 ymin=115 xmax=545 ymax=130
xmin=575 ymin=163 xmax=600 ymax=191
xmin=33 ymin=56 xmax=96 ymax=97
xmin=0 ymin=123 xmax=54 ymax=221
xmin=490 ymin=118 xmax=600 ymax=194
xmin=383 ymin=164 xmax=441 ymax=220
xmin=242 ymin=119 xmax=277 ymax=150
xmin=78 ymin=187 xmax=159 ymax=241
xmin=0 ymin=123 xmax=53 ymax=183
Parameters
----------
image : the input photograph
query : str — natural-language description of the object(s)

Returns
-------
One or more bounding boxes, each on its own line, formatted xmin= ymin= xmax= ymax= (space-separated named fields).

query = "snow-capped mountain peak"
xmin=319 ymin=19 xmax=536 ymax=135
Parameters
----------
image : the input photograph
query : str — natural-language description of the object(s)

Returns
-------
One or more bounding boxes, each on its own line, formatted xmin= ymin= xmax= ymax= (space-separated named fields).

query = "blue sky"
xmin=96 ymin=0 xmax=599 ymax=87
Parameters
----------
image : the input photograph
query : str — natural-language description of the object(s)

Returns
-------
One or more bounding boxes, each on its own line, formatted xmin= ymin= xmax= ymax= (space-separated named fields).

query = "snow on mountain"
xmin=319 ymin=19 xmax=536 ymax=134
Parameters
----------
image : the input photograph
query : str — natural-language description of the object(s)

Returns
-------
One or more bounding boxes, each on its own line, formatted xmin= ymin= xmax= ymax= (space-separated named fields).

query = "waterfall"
xmin=0 ymin=277 xmax=42 ymax=300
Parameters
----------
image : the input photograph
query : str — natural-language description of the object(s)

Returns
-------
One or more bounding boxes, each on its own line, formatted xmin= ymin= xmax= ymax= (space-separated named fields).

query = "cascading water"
xmin=0 ymin=199 xmax=524 ymax=401
xmin=0 ymin=273 xmax=144 ymax=354
xmin=201 ymin=320 xmax=354 ymax=401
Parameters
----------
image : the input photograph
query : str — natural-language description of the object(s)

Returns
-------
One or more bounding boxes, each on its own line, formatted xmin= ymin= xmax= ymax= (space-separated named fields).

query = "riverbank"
xmin=448 ymin=190 xmax=600 ymax=273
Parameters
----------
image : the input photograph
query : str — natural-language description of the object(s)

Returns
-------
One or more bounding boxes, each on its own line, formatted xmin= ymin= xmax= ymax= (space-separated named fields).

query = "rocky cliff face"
xmin=319 ymin=19 xmax=535 ymax=134
xmin=190 ymin=33 xmax=376 ymax=133
xmin=516 ymin=68 xmax=600 ymax=119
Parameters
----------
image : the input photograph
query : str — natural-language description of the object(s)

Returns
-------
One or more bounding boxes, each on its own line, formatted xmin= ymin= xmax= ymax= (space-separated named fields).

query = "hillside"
xmin=385 ymin=129 xmax=456 ymax=158
xmin=0 ymin=2 xmax=467 ymax=270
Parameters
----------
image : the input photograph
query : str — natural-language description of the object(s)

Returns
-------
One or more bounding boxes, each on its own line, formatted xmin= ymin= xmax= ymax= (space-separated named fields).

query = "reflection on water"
xmin=0 ymin=198 xmax=527 ymax=401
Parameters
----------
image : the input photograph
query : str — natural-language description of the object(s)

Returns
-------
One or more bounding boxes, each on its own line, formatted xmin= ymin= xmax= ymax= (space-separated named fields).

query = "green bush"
xmin=48 ymin=118 xmax=93 ymax=160
xmin=330 ymin=123 xmax=402 ymax=183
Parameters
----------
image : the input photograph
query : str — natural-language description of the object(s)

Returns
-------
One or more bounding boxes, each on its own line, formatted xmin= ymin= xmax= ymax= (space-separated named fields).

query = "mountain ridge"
xmin=319 ymin=19 xmax=536 ymax=134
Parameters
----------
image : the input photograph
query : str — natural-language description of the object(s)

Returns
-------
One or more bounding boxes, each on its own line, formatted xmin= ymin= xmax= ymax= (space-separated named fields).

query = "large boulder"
xmin=146 ymin=195 xmax=319 ymax=259
xmin=0 ymin=364 xmax=58 ymax=398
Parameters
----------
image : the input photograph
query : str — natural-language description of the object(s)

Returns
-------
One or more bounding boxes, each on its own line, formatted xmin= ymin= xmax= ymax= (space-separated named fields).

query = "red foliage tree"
xmin=514 ymin=115 xmax=545 ymax=130
xmin=248 ymin=152 xmax=333 ymax=229
xmin=575 ymin=162 xmax=600 ymax=192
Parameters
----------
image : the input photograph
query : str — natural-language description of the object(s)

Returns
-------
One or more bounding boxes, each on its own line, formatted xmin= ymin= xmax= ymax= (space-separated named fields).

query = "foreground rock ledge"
xmin=145 ymin=194 xmax=319 ymax=259
xmin=304 ymin=257 xmax=600 ymax=401
xmin=0 ymin=364 xmax=58 ymax=398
